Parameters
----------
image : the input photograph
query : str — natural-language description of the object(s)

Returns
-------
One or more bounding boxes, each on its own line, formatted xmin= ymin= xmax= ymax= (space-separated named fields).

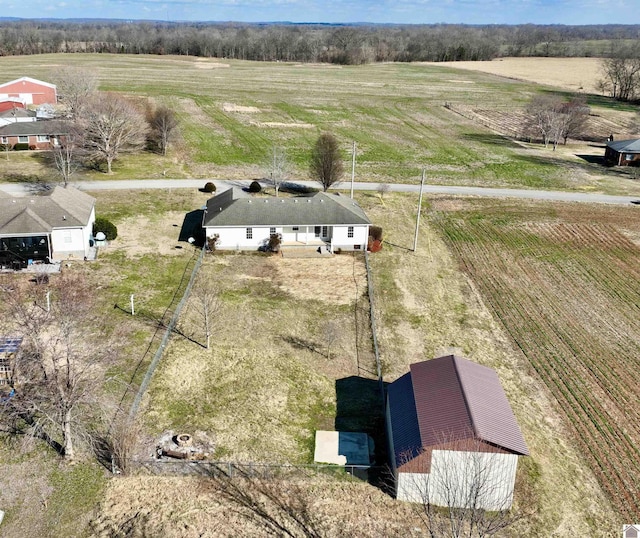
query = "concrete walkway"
xmin=1 ymin=178 xmax=638 ymax=206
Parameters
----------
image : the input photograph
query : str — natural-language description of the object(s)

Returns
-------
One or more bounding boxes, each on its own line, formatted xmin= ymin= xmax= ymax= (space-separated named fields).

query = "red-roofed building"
xmin=0 ymin=99 xmax=26 ymax=113
xmin=386 ymin=355 xmax=528 ymax=509
xmin=0 ymin=77 xmax=57 ymax=106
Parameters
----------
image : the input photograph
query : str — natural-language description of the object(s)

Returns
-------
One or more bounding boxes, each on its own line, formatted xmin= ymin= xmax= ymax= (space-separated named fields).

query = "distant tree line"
xmin=0 ymin=20 xmax=639 ymax=63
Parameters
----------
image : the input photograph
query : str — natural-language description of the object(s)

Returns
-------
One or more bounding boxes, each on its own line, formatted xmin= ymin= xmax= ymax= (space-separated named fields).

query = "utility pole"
xmin=413 ymin=169 xmax=425 ymax=253
xmin=350 ymin=141 xmax=356 ymax=199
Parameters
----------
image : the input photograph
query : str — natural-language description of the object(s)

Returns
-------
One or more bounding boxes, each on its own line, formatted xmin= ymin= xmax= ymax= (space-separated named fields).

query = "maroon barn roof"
xmin=388 ymin=355 xmax=529 ymax=468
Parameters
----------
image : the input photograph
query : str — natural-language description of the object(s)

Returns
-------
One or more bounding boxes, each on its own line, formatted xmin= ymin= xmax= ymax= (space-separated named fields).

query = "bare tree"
xmin=0 ymin=274 xmax=118 ymax=460
xmin=267 ymin=145 xmax=288 ymax=197
xmin=310 ymin=133 xmax=344 ymax=192
xmin=51 ymin=123 xmax=82 ymax=186
xmin=321 ymin=320 xmax=342 ymax=360
xmin=376 ymin=183 xmax=391 ymax=203
xmin=146 ymin=103 xmax=179 ymax=156
xmin=190 ymin=277 xmax=223 ymax=350
xmin=524 ymin=95 xmax=588 ymax=150
xmin=53 ymin=66 xmax=98 ymax=120
xmin=398 ymin=438 xmax=531 ymax=538
xmin=82 ymin=93 xmax=148 ymax=174
xmin=598 ymin=44 xmax=640 ymax=101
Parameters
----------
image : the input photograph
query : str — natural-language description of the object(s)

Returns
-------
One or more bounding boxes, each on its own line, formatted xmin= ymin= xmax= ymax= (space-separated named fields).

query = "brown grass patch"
xmin=432 ymin=57 xmax=603 ymax=94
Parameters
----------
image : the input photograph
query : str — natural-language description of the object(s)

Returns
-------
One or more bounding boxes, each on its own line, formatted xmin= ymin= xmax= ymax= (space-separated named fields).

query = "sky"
xmin=4 ymin=0 xmax=640 ymax=26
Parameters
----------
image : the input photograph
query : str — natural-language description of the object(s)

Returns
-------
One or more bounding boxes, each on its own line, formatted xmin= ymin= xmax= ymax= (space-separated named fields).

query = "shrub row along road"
xmin=0 ymin=179 xmax=638 ymax=205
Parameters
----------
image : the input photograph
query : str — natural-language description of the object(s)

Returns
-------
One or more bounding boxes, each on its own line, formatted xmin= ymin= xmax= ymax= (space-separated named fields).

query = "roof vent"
xmin=62 ymin=215 xmax=66 ymax=220
xmin=294 ymin=199 xmax=298 ymax=203
xmin=248 ymin=200 xmax=252 ymax=204
xmin=281 ymin=199 xmax=285 ymax=203
xmin=264 ymin=200 xmax=268 ymax=203
xmin=307 ymin=199 xmax=311 ymax=203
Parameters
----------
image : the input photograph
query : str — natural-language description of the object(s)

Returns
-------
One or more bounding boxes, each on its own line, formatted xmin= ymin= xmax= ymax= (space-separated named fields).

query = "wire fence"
xmin=128 ymin=246 xmax=206 ymax=418
xmin=129 ymin=458 xmax=381 ymax=482
xmin=364 ymin=250 xmax=385 ymax=412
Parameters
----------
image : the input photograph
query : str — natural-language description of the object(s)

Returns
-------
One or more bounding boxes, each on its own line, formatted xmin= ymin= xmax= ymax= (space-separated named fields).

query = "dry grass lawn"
xmin=143 ymin=252 xmax=376 ymax=464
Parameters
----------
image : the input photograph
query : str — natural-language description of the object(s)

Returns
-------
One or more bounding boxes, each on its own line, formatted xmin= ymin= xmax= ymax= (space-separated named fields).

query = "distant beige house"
xmin=0 ymin=186 xmax=95 ymax=268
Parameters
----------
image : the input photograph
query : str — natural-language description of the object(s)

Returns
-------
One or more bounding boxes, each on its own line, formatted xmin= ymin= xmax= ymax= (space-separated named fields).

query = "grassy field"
xmin=431 ymin=197 xmax=640 ymax=523
xmin=143 ymin=251 xmax=379 ymax=464
xmin=2 ymin=53 xmax=639 ymax=535
xmin=0 ymin=54 xmax=637 ymax=194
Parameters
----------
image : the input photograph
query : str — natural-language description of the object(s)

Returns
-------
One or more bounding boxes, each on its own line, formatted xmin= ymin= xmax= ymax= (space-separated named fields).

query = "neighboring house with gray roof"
xmin=0 ymin=120 xmax=68 ymax=150
xmin=605 ymin=138 xmax=640 ymax=166
xmin=386 ymin=355 xmax=529 ymax=509
xmin=202 ymin=188 xmax=371 ymax=251
xmin=0 ymin=186 xmax=95 ymax=267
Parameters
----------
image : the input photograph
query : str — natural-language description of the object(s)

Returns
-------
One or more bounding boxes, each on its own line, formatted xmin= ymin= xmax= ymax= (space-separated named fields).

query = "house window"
xmin=314 ymin=226 xmax=321 ymax=237
xmin=322 ymin=226 xmax=328 ymax=237
xmin=270 ymin=227 xmax=276 ymax=235
xmin=292 ymin=226 xmax=299 ymax=231
xmin=347 ymin=226 xmax=354 ymax=238
xmin=18 ymin=136 xmax=28 ymax=143
xmin=354 ymin=245 xmax=361 ymax=250
xmin=64 ymin=231 xmax=72 ymax=244
xmin=0 ymin=137 xmax=7 ymax=144
xmin=246 ymin=228 xmax=253 ymax=239
xmin=37 ymin=135 xmax=50 ymax=142
xmin=625 ymin=153 xmax=634 ymax=161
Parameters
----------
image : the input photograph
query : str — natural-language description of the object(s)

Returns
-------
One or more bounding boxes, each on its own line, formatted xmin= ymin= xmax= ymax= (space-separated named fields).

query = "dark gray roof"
xmin=0 ymin=120 xmax=69 ymax=136
xmin=0 ymin=186 xmax=95 ymax=236
xmin=0 ymin=108 xmax=35 ymax=119
xmin=203 ymin=188 xmax=371 ymax=228
xmin=607 ymin=139 xmax=640 ymax=153
xmin=388 ymin=355 xmax=529 ymax=467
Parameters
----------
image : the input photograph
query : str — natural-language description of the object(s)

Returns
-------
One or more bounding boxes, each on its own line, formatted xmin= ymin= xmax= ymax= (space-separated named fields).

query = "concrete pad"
xmin=314 ymin=430 xmax=371 ymax=466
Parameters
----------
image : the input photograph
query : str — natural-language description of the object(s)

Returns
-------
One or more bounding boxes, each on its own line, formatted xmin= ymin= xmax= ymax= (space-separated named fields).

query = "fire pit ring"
xmin=176 ymin=433 xmax=193 ymax=447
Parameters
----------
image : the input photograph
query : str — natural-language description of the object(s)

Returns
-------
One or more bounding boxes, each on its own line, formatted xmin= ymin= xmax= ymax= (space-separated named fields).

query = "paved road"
xmin=1 ymin=178 xmax=638 ymax=205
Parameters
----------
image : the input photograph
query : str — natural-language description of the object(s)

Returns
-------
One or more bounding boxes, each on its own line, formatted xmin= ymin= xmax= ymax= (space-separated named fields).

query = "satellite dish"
xmin=188 ymin=237 xmax=195 ymax=244
xmin=95 ymin=232 xmax=106 ymax=241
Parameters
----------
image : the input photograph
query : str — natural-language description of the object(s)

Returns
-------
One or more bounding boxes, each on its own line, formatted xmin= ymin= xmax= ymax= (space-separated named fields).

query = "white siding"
xmin=206 ymin=226 xmax=273 ymax=250
xmin=51 ymin=207 xmax=95 ymax=260
xmin=51 ymin=228 xmax=86 ymax=259
xmin=396 ymin=450 xmax=518 ymax=510
xmin=206 ymin=223 xmax=368 ymax=252
xmin=331 ymin=225 xmax=369 ymax=251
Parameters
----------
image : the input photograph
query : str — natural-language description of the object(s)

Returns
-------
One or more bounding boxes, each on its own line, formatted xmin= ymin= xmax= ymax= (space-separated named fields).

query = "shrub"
xmin=249 ymin=181 xmax=262 ymax=193
xmin=28 ymin=145 xmax=36 ymax=151
xmin=203 ymin=182 xmax=216 ymax=193
xmin=0 ymin=144 xmax=10 ymax=151
xmin=207 ymin=234 xmax=220 ymax=252
xmin=13 ymin=143 xmax=29 ymax=151
xmin=93 ymin=217 xmax=118 ymax=241
xmin=369 ymin=226 xmax=383 ymax=242
xmin=268 ymin=233 xmax=282 ymax=253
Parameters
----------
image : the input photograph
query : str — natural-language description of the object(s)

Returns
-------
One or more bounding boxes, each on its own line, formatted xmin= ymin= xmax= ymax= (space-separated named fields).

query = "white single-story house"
xmin=0 ymin=186 xmax=95 ymax=267
xmin=386 ymin=355 xmax=529 ymax=510
xmin=202 ymin=188 xmax=371 ymax=251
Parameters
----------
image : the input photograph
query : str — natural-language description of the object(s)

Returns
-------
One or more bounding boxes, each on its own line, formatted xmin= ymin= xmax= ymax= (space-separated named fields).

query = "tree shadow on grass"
xmin=461 ymin=133 xmax=522 ymax=148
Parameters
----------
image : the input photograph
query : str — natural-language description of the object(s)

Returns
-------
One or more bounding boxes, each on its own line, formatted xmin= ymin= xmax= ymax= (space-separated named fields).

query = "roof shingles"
xmin=203 ymin=188 xmax=371 ymax=228
xmin=388 ymin=355 xmax=529 ymax=468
